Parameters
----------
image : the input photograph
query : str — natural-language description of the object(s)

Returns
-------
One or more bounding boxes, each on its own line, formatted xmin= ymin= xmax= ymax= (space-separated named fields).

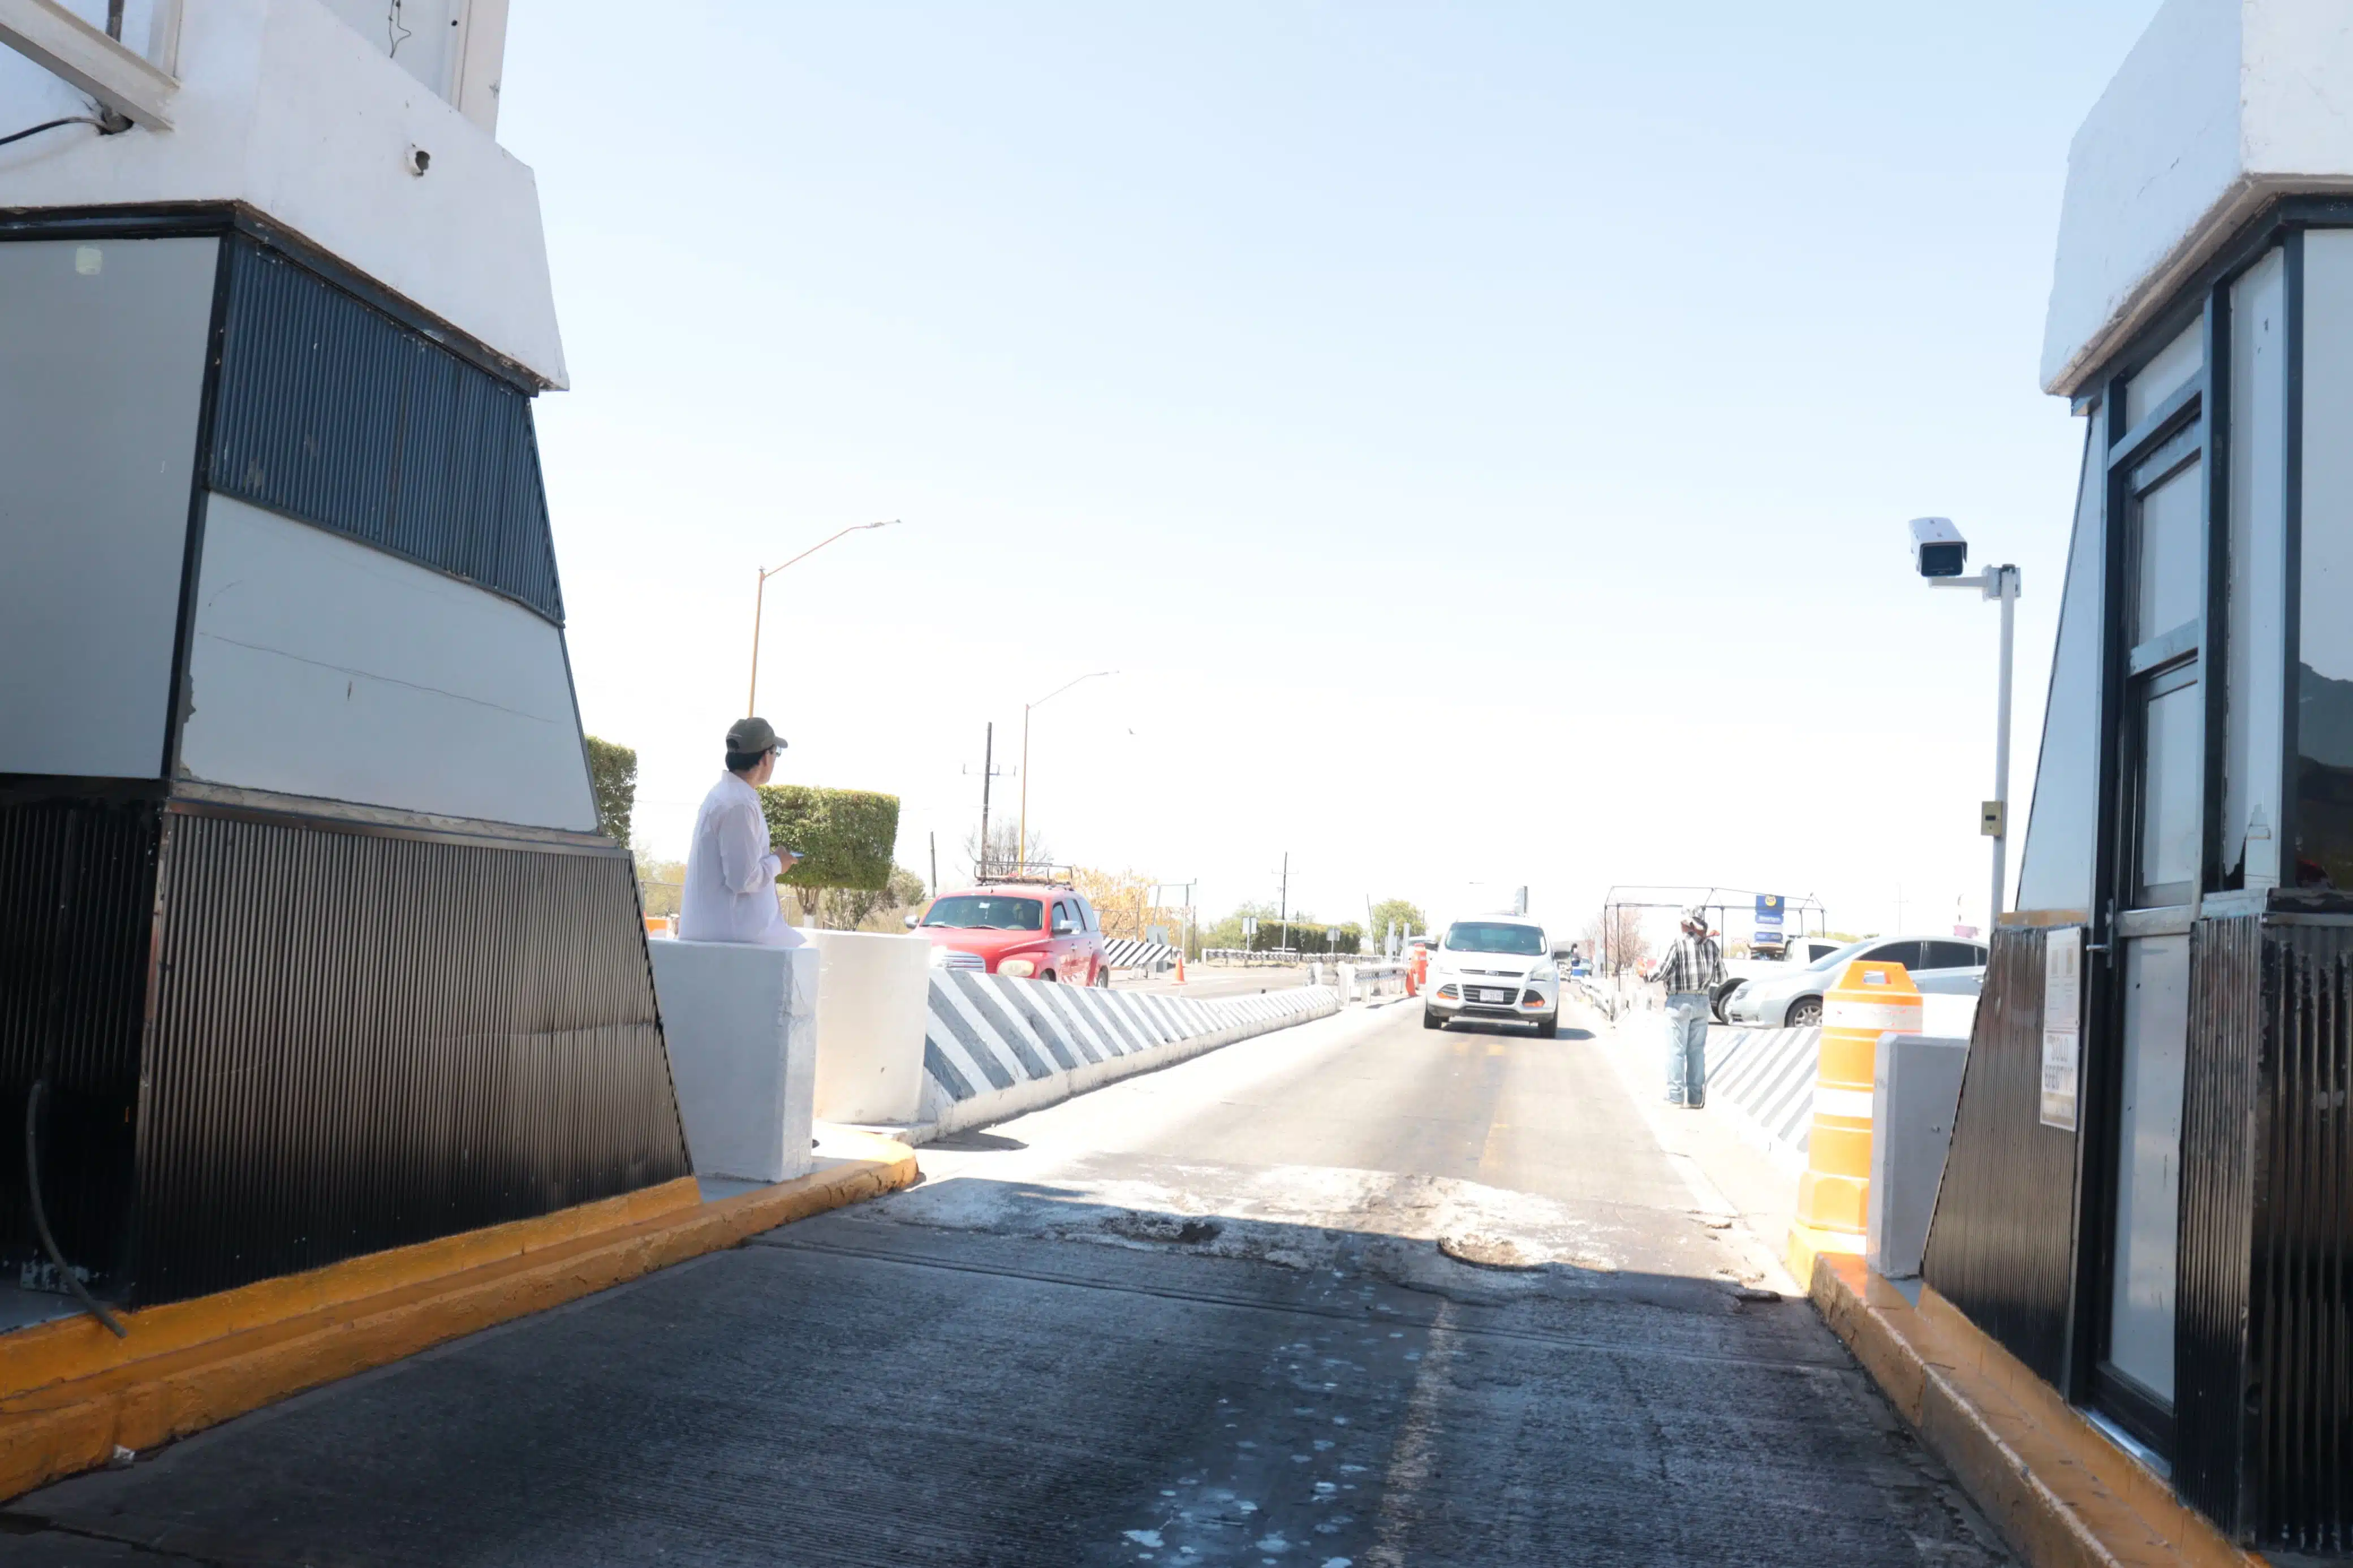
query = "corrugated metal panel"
xmin=2252 ymin=923 xmax=2353 ymax=1553
xmin=0 ymin=798 xmax=159 ymax=1297
xmin=1921 ymin=924 xmax=2079 ymax=1384
xmin=131 ymin=805 xmax=686 ymax=1304
xmin=2176 ymin=913 xmax=2262 ymax=1536
xmin=206 ymin=237 xmax=564 ymax=624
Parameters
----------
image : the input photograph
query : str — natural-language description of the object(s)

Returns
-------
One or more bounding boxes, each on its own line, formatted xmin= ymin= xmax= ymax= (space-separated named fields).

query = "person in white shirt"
xmin=678 ymin=716 xmax=804 ymax=947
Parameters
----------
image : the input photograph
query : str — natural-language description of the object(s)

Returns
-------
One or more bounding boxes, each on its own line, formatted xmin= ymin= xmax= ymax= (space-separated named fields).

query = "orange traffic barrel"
xmin=1787 ymin=957 xmax=1920 ymax=1284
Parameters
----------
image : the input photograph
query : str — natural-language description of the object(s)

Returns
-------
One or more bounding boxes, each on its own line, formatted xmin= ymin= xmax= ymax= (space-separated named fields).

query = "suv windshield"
xmin=922 ymin=895 xmax=1044 ymax=931
xmin=1443 ymin=921 xmax=1546 ymax=956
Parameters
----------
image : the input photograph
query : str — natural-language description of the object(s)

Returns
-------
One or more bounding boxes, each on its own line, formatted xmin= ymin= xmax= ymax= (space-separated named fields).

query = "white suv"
xmin=1423 ymin=915 xmax=1559 ymax=1037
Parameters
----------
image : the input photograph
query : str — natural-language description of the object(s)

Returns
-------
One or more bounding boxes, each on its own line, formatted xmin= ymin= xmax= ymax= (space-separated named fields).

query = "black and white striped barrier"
xmin=915 ymin=973 xmax=1340 ymax=1138
xmin=1101 ymin=938 xmax=1179 ymax=971
xmin=1704 ymin=1025 xmax=1822 ymax=1161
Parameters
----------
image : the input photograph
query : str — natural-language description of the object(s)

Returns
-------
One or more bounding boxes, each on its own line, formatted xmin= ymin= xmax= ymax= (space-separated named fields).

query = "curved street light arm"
xmin=748 ymin=520 xmax=901 ymax=714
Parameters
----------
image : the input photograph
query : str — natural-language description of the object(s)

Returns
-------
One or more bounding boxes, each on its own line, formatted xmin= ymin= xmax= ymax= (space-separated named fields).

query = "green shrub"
xmin=584 ymin=736 xmax=637 ymax=844
xmin=757 ymin=785 xmax=900 ymax=893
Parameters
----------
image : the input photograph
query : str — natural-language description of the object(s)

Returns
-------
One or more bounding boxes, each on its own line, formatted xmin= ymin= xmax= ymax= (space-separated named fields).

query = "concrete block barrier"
xmin=915 ymin=974 xmax=1342 ymax=1138
xmin=647 ymin=940 xmax=818 ymax=1183
xmin=803 ymin=929 xmax=932 ymax=1125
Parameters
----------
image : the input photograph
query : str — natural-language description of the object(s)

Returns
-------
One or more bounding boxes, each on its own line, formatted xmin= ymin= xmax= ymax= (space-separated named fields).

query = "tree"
xmin=759 ymin=784 xmax=901 ymax=925
xmin=962 ymin=819 xmax=1052 ymax=881
xmin=583 ymin=736 xmax=636 ymax=845
xmin=633 ymin=849 xmax=686 ymax=917
xmin=1367 ymin=897 xmax=1428 ymax=952
xmin=1201 ymin=900 xmax=1278 ymax=953
xmin=817 ymin=865 xmax=929 ymax=931
xmin=1581 ymin=906 xmax=1652 ymax=975
xmin=1078 ymin=865 xmax=1157 ymax=940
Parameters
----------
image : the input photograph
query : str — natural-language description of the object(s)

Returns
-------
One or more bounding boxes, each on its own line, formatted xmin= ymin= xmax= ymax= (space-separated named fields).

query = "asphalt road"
xmin=1 ymin=1001 xmax=2010 ymax=1567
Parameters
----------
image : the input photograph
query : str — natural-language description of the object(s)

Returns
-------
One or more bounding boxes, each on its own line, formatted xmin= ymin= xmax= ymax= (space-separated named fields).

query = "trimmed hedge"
xmin=757 ymin=784 xmax=899 ymax=893
xmin=583 ymin=736 xmax=637 ymax=844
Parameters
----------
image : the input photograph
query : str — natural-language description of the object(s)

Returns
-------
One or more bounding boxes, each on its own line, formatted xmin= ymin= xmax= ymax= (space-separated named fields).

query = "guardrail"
xmin=1203 ymin=948 xmax=1370 ymax=965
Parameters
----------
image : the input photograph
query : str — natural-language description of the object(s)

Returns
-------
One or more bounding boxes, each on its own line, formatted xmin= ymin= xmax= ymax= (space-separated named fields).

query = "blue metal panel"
xmin=206 ymin=237 xmax=565 ymax=624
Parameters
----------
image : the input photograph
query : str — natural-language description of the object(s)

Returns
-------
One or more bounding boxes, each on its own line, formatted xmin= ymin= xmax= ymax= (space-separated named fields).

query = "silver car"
xmin=1720 ymin=935 xmax=1987 ymax=1029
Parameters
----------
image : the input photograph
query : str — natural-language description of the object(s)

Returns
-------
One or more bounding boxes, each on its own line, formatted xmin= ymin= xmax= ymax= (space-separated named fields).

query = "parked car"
xmin=909 ymin=880 xmax=1108 ymax=984
xmin=1422 ymin=915 xmax=1559 ymax=1037
xmin=1722 ymin=935 xmax=1988 ymax=1028
xmin=1712 ymin=934 xmax=1848 ymax=1022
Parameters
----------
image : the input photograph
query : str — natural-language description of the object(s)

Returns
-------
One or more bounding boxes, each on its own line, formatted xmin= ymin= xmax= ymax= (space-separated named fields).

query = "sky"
xmin=498 ymin=1 xmax=2163 ymax=947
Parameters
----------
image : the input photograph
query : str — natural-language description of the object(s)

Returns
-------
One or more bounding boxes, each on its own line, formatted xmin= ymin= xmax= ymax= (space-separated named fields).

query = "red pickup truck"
xmin=910 ymin=879 xmax=1108 ymax=984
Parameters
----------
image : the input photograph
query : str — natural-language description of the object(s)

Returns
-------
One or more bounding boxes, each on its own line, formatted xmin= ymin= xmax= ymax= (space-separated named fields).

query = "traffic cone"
xmin=1788 ymin=957 xmax=1920 ymax=1285
xmin=1175 ymin=952 xmax=1188 ymax=984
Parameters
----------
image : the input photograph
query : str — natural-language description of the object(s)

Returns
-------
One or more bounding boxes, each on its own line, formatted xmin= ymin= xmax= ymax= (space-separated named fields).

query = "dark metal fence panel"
xmin=1922 ymin=923 xmax=2079 ymax=1384
xmin=2254 ymin=923 xmax=2353 ymax=1554
xmin=2175 ymin=913 xmax=2262 ymax=1537
xmin=0 ymin=797 xmax=158 ymax=1295
xmin=132 ymin=806 xmax=686 ymax=1304
xmin=206 ymin=237 xmax=564 ymax=624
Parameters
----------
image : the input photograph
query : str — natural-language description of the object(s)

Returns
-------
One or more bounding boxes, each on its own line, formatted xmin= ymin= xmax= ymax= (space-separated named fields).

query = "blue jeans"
xmin=1664 ymin=993 xmax=1709 ymax=1107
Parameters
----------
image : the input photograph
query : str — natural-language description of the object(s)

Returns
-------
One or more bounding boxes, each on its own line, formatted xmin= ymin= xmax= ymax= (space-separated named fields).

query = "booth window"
xmin=2294 ymin=232 xmax=2353 ymax=888
xmin=2123 ymin=425 xmax=2206 ymax=909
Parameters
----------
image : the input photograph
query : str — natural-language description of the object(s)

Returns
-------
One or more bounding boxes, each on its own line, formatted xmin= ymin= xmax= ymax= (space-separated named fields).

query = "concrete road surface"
xmin=1 ymin=999 xmax=2009 ymax=1567
xmin=1121 ymin=963 xmax=1318 ymax=999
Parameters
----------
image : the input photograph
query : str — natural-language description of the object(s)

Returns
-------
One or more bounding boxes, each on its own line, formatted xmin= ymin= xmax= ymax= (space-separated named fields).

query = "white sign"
xmin=2040 ymin=927 xmax=2083 ymax=1130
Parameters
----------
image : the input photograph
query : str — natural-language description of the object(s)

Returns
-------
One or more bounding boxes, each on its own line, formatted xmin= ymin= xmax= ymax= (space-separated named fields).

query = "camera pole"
xmin=1930 ymin=562 xmax=2020 ymax=924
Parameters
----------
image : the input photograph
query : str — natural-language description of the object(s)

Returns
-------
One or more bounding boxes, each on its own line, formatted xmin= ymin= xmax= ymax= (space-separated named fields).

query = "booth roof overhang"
xmin=2042 ymin=0 xmax=2353 ymax=399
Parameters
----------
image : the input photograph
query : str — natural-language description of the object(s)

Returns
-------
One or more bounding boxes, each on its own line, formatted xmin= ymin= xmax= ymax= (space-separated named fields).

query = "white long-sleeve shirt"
xmin=678 ymin=772 xmax=801 ymax=947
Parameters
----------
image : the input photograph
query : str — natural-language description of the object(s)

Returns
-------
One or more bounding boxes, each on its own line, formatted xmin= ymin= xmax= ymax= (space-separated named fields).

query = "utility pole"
xmin=929 ymin=832 xmax=938 ymax=901
xmin=1278 ymin=852 xmax=1290 ymax=958
xmin=962 ymin=723 xmax=1009 ymax=878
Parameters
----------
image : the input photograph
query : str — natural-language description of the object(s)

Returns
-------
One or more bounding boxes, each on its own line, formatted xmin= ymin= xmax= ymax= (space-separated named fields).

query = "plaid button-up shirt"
xmin=1655 ymin=934 xmax=1725 ymax=994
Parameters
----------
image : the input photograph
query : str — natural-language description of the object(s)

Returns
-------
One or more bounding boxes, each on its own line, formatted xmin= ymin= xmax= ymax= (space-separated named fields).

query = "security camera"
xmin=1910 ymin=516 xmax=1968 ymax=578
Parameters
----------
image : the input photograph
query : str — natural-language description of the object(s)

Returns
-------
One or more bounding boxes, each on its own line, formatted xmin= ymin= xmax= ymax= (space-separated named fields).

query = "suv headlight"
xmin=999 ymin=958 xmax=1036 ymax=978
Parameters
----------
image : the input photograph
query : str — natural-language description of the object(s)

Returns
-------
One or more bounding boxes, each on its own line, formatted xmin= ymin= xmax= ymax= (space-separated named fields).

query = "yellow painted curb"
xmin=1808 ymin=1254 xmax=2267 ymax=1568
xmin=0 ymin=1134 xmax=917 ymax=1504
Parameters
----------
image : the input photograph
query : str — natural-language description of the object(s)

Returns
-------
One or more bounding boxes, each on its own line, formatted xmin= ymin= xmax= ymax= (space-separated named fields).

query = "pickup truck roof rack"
xmin=973 ymin=858 xmax=1079 ymax=888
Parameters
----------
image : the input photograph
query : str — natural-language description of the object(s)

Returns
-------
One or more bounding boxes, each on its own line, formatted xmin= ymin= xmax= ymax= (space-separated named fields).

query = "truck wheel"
xmin=1093 ymin=964 xmax=1110 ymax=987
xmin=1423 ymin=1007 xmax=1443 ymax=1031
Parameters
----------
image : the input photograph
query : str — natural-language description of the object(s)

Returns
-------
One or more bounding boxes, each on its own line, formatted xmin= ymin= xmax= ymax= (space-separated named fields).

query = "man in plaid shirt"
xmin=1657 ymin=909 xmax=1724 ymax=1108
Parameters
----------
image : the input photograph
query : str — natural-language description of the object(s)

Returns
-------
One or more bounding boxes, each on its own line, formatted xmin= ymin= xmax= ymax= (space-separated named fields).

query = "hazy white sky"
xmin=501 ymin=1 xmax=2161 ymax=943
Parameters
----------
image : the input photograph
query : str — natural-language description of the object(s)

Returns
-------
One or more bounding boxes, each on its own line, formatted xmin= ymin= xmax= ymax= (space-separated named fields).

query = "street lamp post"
xmin=1016 ymin=669 xmax=1115 ymax=874
xmin=746 ymin=520 xmax=899 ymax=715
xmin=1909 ymin=518 xmax=2021 ymax=927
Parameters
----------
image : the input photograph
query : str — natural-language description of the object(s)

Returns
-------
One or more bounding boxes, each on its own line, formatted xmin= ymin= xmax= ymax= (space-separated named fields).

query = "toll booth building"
xmin=1923 ymin=0 xmax=2353 ymax=1552
xmin=0 ymin=4 xmax=690 ymax=1316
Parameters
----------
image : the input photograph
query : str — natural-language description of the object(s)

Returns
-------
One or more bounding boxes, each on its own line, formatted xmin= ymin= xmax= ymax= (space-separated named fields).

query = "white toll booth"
xmin=1918 ymin=0 xmax=2353 ymax=1550
xmin=0 ymin=3 xmax=698 ymax=1315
